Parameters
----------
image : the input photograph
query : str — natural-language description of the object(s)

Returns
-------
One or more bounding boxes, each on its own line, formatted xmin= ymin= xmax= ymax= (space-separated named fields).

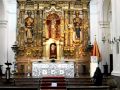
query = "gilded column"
xmin=70 ymin=27 xmax=73 ymax=46
xmin=19 ymin=10 xmax=25 ymax=27
xmin=33 ymin=10 xmax=37 ymax=46
xmin=39 ymin=10 xmax=43 ymax=46
xmin=64 ymin=30 xmax=68 ymax=46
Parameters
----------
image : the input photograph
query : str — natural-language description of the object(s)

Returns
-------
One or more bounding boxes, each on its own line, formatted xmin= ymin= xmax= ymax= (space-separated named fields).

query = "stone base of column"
xmin=112 ymin=70 xmax=120 ymax=76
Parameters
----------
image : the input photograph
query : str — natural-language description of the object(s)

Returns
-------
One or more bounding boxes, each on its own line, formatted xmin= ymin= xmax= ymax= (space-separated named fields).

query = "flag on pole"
xmin=92 ymin=39 xmax=101 ymax=61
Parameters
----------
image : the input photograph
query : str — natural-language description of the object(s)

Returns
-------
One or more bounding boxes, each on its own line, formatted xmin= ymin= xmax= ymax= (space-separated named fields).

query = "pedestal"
xmin=6 ymin=67 xmax=11 ymax=82
xmin=0 ymin=65 xmax=3 ymax=76
xmin=76 ymin=63 xmax=79 ymax=77
xmin=103 ymin=65 xmax=108 ymax=76
xmin=82 ymin=64 xmax=86 ymax=74
xmin=90 ymin=56 xmax=98 ymax=77
xmin=5 ymin=61 xmax=12 ymax=82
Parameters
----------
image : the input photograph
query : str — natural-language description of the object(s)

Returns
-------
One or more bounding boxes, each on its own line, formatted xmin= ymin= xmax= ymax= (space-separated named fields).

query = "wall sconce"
xmin=117 ymin=36 xmax=120 ymax=42
xmin=108 ymin=39 xmax=114 ymax=44
xmin=113 ymin=37 xmax=120 ymax=43
xmin=108 ymin=36 xmax=120 ymax=44
xmin=102 ymin=36 xmax=106 ymax=43
xmin=113 ymin=37 xmax=117 ymax=42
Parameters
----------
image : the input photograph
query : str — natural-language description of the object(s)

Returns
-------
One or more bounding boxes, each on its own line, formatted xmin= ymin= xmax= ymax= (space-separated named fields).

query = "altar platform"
xmin=0 ymin=74 xmax=116 ymax=90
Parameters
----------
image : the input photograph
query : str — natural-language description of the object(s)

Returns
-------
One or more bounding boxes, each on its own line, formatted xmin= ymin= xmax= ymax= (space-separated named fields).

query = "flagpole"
xmin=90 ymin=36 xmax=100 ymax=77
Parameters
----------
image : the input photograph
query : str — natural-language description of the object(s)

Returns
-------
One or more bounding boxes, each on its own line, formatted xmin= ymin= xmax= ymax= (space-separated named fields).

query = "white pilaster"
xmin=6 ymin=0 xmax=17 ymax=73
xmin=100 ymin=21 xmax=111 ymax=73
xmin=111 ymin=0 xmax=120 ymax=76
xmin=0 ymin=20 xmax=8 ymax=74
xmin=90 ymin=0 xmax=104 ymax=73
xmin=90 ymin=0 xmax=112 ymax=74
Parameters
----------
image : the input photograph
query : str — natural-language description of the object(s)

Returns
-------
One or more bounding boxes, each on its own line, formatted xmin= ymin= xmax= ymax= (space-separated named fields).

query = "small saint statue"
xmin=17 ymin=27 xmax=25 ymax=46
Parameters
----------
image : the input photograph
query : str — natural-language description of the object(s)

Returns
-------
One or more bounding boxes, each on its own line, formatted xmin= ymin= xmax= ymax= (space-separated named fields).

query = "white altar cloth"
xmin=32 ymin=62 xmax=74 ymax=78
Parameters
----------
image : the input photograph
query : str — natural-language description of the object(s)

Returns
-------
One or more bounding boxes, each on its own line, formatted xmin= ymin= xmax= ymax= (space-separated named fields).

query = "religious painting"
xmin=50 ymin=43 xmax=57 ymax=59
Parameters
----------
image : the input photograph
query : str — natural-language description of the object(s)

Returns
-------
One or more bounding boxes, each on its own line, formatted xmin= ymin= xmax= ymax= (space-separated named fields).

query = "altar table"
xmin=32 ymin=62 xmax=74 ymax=78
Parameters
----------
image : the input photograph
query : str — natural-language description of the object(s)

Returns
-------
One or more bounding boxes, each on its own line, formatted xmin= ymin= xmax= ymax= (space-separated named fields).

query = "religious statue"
xmin=25 ymin=11 xmax=34 ymax=28
xmin=17 ymin=27 xmax=25 ymax=46
xmin=25 ymin=28 xmax=33 ymax=39
xmin=51 ymin=19 xmax=56 ymax=38
xmin=25 ymin=11 xmax=34 ymax=39
xmin=46 ymin=13 xmax=60 ymax=39
xmin=73 ymin=11 xmax=82 ymax=39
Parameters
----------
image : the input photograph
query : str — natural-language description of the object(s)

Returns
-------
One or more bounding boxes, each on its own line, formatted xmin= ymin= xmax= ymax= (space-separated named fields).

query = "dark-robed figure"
xmin=92 ymin=67 xmax=103 ymax=86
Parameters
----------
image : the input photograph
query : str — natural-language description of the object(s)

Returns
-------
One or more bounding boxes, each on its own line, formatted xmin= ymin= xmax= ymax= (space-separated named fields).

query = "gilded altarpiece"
xmin=16 ymin=0 xmax=90 ymax=74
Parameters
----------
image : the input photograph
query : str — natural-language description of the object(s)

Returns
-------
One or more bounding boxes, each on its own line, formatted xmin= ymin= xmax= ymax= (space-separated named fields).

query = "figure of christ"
xmin=51 ymin=19 xmax=56 ymax=39
xmin=46 ymin=13 xmax=61 ymax=39
xmin=55 ymin=19 xmax=61 ymax=39
xmin=50 ymin=43 xmax=57 ymax=59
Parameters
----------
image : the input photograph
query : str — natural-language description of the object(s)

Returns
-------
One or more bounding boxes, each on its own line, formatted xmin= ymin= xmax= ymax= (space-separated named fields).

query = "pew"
xmin=67 ymin=86 xmax=110 ymax=90
xmin=0 ymin=86 xmax=38 ymax=90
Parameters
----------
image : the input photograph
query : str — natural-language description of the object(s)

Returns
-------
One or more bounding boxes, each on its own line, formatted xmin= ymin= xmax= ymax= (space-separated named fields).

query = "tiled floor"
xmin=112 ymin=76 xmax=120 ymax=90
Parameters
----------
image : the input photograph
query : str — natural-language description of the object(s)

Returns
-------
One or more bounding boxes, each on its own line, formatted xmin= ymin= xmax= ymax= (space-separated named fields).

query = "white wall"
xmin=90 ymin=0 xmax=112 ymax=73
xmin=99 ymin=0 xmax=112 ymax=74
xmin=6 ymin=0 xmax=17 ymax=74
xmin=0 ymin=0 xmax=17 ymax=74
xmin=91 ymin=0 xmax=120 ymax=76
xmin=90 ymin=0 xmax=103 ymax=72
xmin=90 ymin=0 xmax=100 ymax=43
xmin=0 ymin=0 xmax=8 ymax=74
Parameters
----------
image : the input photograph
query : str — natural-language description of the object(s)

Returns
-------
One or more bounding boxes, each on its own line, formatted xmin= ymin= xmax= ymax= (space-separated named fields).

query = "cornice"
xmin=0 ymin=20 xmax=8 ymax=28
xmin=99 ymin=21 xmax=110 ymax=28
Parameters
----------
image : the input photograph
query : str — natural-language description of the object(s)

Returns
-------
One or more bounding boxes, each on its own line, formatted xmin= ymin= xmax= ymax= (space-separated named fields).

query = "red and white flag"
xmin=92 ymin=39 xmax=101 ymax=61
